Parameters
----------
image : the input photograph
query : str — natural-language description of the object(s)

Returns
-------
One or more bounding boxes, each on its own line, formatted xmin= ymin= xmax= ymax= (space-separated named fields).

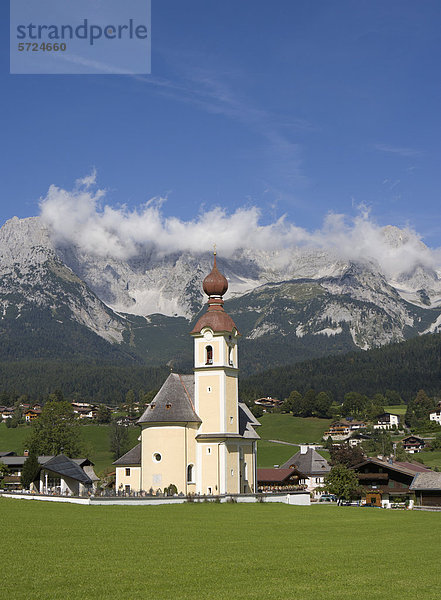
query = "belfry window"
xmin=228 ymin=346 xmax=233 ymax=366
xmin=206 ymin=345 xmax=213 ymax=365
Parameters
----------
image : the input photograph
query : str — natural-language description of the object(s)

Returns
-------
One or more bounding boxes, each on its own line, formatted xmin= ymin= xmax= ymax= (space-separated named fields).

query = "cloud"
xmin=374 ymin=143 xmax=421 ymax=158
xmin=39 ymin=176 xmax=439 ymax=279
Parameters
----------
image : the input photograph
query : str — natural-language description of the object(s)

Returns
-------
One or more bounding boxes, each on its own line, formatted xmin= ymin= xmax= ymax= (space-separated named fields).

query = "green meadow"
xmin=256 ymin=414 xmax=332 ymax=467
xmin=2 ymin=498 xmax=440 ymax=600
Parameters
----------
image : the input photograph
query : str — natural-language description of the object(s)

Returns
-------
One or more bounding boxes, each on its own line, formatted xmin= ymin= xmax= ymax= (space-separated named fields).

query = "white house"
xmin=373 ymin=413 xmax=400 ymax=430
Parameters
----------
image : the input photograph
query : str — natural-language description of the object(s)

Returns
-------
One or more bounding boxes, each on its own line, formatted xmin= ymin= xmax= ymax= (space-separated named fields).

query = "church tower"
xmin=191 ymin=253 xmax=258 ymax=495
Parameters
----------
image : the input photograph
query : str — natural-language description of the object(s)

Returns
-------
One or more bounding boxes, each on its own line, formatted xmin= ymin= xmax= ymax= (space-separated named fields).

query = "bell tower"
xmin=191 ymin=252 xmax=243 ymax=494
xmin=191 ymin=252 xmax=240 ymax=435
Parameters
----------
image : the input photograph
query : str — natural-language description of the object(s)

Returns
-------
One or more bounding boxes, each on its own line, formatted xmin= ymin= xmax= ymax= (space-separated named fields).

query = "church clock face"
xmin=203 ymin=330 xmax=213 ymax=341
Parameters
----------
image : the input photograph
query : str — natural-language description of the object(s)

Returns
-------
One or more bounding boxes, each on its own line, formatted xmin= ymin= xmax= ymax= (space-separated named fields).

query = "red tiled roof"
xmin=257 ymin=468 xmax=299 ymax=483
xmin=393 ymin=461 xmax=432 ymax=473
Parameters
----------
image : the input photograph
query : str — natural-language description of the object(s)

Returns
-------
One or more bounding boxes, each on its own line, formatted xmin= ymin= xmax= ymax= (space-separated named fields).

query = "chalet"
xmin=373 ymin=413 xmax=400 ymax=430
xmin=71 ymin=402 xmax=99 ymax=419
xmin=351 ymin=457 xmax=432 ymax=506
xmin=410 ymin=471 xmax=441 ymax=507
xmin=401 ymin=435 xmax=426 ymax=454
xmin=323 ymin=420 xmax=366 ymax=441
xmin=254 ymin=397 xmax=281 ymax=409
xmin=281 ymin=446 xmax=330 ymax=495
xmin=24 ymin=408 xmax=41 ymax=422
xmin=0 ymin=407 xmax=13 ymax=421
xmin=257 ymin=468 xmax=304 ymax=493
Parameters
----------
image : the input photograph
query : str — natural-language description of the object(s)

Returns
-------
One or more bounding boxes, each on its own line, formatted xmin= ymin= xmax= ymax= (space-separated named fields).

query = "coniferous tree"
xmin=20 ymin=453 xmax=40 ymax=489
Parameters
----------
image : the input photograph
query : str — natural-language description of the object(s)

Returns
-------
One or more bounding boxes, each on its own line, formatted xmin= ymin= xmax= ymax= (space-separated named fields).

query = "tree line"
xmin=240 ymin=331 xmax=441 ymax=403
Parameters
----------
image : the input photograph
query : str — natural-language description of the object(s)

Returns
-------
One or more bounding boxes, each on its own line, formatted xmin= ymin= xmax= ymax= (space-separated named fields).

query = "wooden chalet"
xmin=257 ymin=468 xmax=304 ymax=493
xmin=401 ymin=435 xmax=425 ymax=454
xmin=351 ymin=457 xmax=432 ymax=506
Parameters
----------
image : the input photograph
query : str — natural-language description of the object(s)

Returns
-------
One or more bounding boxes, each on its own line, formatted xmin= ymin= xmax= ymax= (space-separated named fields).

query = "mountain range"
xmin=1 ymin=216 xmax=441 ymax=375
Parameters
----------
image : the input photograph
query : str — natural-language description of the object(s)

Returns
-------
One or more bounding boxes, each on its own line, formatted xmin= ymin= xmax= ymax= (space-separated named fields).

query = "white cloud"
xmin=39 ymin=177 xmax=439 ymax=279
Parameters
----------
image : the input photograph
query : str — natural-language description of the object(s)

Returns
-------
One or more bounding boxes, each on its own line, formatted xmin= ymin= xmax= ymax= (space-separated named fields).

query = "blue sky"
xmin=2 ymin=0 xmax=441 ymax=248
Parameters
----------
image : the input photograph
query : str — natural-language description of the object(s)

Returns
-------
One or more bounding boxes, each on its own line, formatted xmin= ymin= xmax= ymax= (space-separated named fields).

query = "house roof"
xmin=257 ymin=468 xmax=300 ymax=483
xmin=281 ymin=448 xmax=331 ymax=476
xmin=42 ymin=454 xmax=92 ymax=484
xmin=113 ymin=443 xmax=142 ymax=466
xmin=351 ymin=457 xmax=430 ymax=477
xmin=238 ymin=403 xmax=260 ymax=439
xmin=410 ymin=471 xmax=441 ymax=491
xmin=0 ymin=455 xmax=54 ymax=467
xmin=0 ymin=451 xmax=16 ymax=457
xmin=393 ymin=461 xmax=432 ymax=473
xmin=138 ymin=373 xmax=201 ymax=424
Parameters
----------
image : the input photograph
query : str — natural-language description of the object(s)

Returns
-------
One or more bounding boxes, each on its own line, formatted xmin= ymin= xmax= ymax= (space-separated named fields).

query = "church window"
xmin=228 ymin=346 xmax=233 ymax=366
xmin=230 ymin=469 xmax=234 ymax=476
xmin=230 ymin=416 xmax=234 ymax=424
xmin=125 ymin=468 xmax=131 ymax=476
xmin=206 ymin=345 xmax=213 ymax=364
xmin=207 ymin=386 xmax=212 ymax=393
xmin=153 ymin=452 xmax=162 ymax=462
xmin=187 ymin=464 xmax=194 ymax=483
xmin=206 ymin=447 xmax=211 ymax=455
xmin=207 ymin=487 xmax=212 ymax=495
xmin=125 ymin=485 xmax=131 ymax=494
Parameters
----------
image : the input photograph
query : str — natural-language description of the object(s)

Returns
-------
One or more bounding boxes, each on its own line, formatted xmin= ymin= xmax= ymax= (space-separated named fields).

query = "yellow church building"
xmin=114 ymin=254 xmax=260 ymax=496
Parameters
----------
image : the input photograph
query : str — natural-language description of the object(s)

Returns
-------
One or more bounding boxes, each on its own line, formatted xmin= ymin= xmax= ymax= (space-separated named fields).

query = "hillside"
xmin=241 ymin=331 xmax=441 ymax=403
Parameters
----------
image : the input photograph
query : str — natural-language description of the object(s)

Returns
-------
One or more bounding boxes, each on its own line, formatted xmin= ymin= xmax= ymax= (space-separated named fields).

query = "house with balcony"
xmin=373 ymin=413 xmax=400 ymax=430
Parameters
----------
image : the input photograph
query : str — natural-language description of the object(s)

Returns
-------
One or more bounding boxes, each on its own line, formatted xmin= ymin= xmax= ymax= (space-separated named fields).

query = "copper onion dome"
xmin=202 ymin=252 xmax=228 ymax=297
xmin=191 ymin=252 xmax=239 ymax=335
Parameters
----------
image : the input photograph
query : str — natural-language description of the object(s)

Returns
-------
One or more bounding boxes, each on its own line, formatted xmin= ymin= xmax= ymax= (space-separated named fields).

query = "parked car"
xmin=319 ymin=494 xmax=337 ymax=502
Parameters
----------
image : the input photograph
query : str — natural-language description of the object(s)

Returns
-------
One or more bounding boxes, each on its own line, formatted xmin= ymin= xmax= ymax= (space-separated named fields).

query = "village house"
xmin=429 ymin=402 xmax=441 ymax=425
xmin=24 ymin=408 xmax=41 ymax=422
xmin=281 ymin=446 xmax=330 ymax=495
xmin=254 ymin=397 xmax=281 ymax=410
xmin=410 ymin=471 xmax=441 ymax=507
xmin=0 ymin=406 xmax=14 ymax=421
xmin=351 ymin=457 xmax=432 ymax=507
xmin=323 ymin=419 xmax=367 ymax=441
xmin=373 ymin=413 xmax=400 ymax=430
xmin=401 ymin=435 xmax=426 ymax=454
xmin=113 ymin=254 xmax=260 ymax=496
xmin=257 ymin=468 xmax=304 ymax=493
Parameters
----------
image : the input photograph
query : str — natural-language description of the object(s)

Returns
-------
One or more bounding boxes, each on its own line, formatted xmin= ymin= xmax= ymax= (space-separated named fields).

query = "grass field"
xmin=257 ymin=414 xmax=332 ymax=443
xmin=257 ymin=440 xmax=298 ymax=467
xmin=256 ymin=414 xmax=331 ymax=467
xmin=1 ymin=498 xmax=440 ymax=600
xmin=383 ymin=404 xmax=407 ymax=415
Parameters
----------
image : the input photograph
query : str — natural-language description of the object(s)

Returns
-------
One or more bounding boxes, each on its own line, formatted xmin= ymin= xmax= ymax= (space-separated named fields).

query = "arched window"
xmin=187 ymin=464 xmax=194 ymax=483
xmin=206 ymin=345 xmax=213 ymax=365
xmin=228 ymin=346 xmax=233 ymax=366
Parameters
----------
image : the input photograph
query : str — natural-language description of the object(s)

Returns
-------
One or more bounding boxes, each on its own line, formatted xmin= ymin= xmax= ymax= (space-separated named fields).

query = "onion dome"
xmin=202 ymin=253 xmax=228 ymax=297
xmin=191 ymin=252 xmax=239 ymax=335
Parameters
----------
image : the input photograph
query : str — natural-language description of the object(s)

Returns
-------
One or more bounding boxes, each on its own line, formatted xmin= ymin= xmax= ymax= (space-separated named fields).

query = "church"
xmin=114 ymin=254 xmax=260 ymax=496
